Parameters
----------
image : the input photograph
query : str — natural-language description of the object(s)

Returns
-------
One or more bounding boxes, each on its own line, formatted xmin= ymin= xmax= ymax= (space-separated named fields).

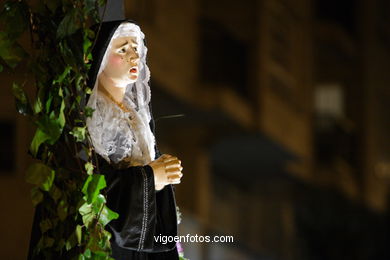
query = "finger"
xmin=165 ymin=166 xmax=183 ymax=173
xmin=160 ymin=154 xmax=172 ymax=160
xmin=164 ymin=156 xmax=178 ymax=163
xmin=167 ymin=172 xmax=183 ymax=179
xmin=168 ymin=174 xmax=181 ymax=183
xmin=165 ymin=160 xmax=181 ymax=168
xmin=166 ymin=167 xmax=182 ymax=175
xmin=170 ymin=179 xmax=181 ymax=184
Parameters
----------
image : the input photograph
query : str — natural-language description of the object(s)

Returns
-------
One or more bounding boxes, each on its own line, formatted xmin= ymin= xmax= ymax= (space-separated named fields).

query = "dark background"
xmin=1 ymin=0 xmax=390 ymax=259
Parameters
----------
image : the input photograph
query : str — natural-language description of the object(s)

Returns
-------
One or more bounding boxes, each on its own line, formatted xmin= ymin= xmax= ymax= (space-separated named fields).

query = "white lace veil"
xmin=86 ymin=22 xmax=156 ymax=166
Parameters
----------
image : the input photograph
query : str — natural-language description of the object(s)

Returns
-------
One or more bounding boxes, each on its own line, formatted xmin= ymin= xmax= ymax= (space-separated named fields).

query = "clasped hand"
xmin=148 ymin=154 xmax=183 ymax=191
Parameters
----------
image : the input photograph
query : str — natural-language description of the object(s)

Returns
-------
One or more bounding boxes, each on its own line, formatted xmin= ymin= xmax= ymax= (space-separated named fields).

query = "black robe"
xmin=27 ymin=20 xmax=179 ymax=260
xmin=96 ymin=115 xmax=179 ymax=259
xmin=28 ymin=119 xmax=179 ymax=259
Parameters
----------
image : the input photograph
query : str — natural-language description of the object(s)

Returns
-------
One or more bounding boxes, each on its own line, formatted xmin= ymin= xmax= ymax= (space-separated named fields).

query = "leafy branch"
xmin=0 ymin=0 xmax=118 ymax=259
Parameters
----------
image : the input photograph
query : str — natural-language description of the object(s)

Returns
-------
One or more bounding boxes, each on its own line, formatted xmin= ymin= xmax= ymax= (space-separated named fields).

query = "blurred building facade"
xmin=127 ymin=0 xmax=313 ymax=259
xmin=0 ymin=0 xmax=390 ymax=259
xmin=125 ymin=0 xmax=390 ymax=259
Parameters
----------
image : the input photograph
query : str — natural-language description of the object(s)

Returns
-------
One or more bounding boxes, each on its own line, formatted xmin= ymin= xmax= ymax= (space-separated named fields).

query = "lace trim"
xmin=138 ymin=167 xmax=149 ymax=250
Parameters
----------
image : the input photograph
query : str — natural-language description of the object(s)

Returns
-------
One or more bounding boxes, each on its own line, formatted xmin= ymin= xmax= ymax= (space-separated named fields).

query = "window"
xmin=0 ymin=120 xmax=16 ymax=174
xmin=199 ymin=17 xmax=250 ymax=99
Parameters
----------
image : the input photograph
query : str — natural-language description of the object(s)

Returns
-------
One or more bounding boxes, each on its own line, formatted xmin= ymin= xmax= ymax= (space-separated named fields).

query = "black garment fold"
xmin=97 ymin=155 xmax=178 ymax=255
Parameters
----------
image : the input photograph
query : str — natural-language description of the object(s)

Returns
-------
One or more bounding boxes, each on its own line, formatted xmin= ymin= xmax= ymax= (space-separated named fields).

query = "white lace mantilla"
xmin=86 ymin=22 xmax=156 ymax=166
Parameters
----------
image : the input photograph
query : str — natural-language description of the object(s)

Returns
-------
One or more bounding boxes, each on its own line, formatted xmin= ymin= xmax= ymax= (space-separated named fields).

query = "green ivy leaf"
xmin=12 ymin=82 xmax=32 ymax=116
xmin=26 ymin=163 xmax=55 ymax=191
xmin=83 ymin=248 xmax=91 ymax=258
xmin=0 ymin=1 xmax=29 ymax=38
xmin=83 ymin=0 xmax=96 ymax=15
xmin=56 ymin=238 xmax=66 ymax=251
xmin=49 ymin=184 xmax=62 ymax=203
xmin=30 ymin=128 xmax=50 ymax=157
xmin=57 ymin=9 xmax=81 ymax=39
xmin=33 ymin=87 xmax=44 ymax=114
xmin=65 ymin=228 xmax=78 ymax=251
xmin=11 ymin=82 xmax=27 ymax=103
xmin=77 ymin=254 xmax=86 ymax=260
xmin=92 ymin=194 xmax=105 ymax=215
xmin=38 ymin=114 xmax=60 ymax=141
xmin=40 ymin=219 xmax=52 ymax=233
xmin=45 ymin=94 xmax=53 ymax=113
xmin=37 ymin=235 xmax=55 ymax=249
xmin=75 ymin=74 xmax=84 ymax=92
xmin=92 ymin=250 xmax=109 ymax=257
xmin=98 ymin=0 xmax=107 ymax=6
xmin=0 ymin=32 xmax=27 ymax=68
xmin=82 ymin=174 xmax=106 ymax=204
xmin=79 ymin=202 xmax=93 ymax=227
xmin=84 ymin=106 xmax=95 ymax=118
xmin=101 ymin=229 xmax=112 ymax=248
xmin=70 ymin=126 xmax=86 ymax=142
xmin=87 ymin=235 xmax=102 ymax=253
xmin=53 ymin=66 xmax=71 ymax=85
xmin=75 ymin=224 xmax=83 ymax=244
xmin=35 ymin=114 xmax=61 ymax=143
xmin=30 ymin=187 xmax=44 ymax=207
xmin=99 ymin=205 xmax=119 ymax=226
xmin=59 ymin=40 xmax=78 ymax=69
xmin=84 ymin=162 xmax=94 ymax=175
xmin=43 ymin=0 xmax=60 ymax=13
xmin=57 ymin=199 xmax=69 ymax=221
xmin=65 ymin=240 xmax=72 ymax=251
xmin=83 ymin=38 xmax=92 ymax=55
xmin=32 ymin=95 xmax=66 ymax=151
xmin=55 ymin=89 xmax=66 ymax=129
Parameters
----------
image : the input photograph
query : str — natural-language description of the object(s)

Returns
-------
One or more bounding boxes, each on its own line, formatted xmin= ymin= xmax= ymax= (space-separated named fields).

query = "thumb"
xmin=160 ymin=154 xmax=172 ymax=159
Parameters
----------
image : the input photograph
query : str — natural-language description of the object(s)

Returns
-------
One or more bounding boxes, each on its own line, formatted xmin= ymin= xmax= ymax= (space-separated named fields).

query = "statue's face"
xmin=103 ymin=36 xmax=139 ymax=84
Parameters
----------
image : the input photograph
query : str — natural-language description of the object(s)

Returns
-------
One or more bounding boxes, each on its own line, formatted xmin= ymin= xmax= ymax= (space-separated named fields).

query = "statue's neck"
xmin=98 ymin=71 xmax=126 ymax=103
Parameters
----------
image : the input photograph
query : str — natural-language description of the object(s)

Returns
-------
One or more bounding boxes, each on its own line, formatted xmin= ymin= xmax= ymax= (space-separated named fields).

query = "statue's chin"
xmin=111 ymin=77 xmax=136 ymax=88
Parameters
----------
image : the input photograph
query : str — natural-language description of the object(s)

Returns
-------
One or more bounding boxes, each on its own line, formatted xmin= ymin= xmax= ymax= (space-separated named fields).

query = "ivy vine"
xmin=0 ymin=0 xmax=119 ymax=259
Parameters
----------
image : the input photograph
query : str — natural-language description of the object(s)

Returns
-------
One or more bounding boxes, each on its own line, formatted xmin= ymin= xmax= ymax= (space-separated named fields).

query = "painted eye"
xmin=133 ymin=47 xmax=138 ymax=53
xmin=118 ymin=48 xmax=126 ymax=54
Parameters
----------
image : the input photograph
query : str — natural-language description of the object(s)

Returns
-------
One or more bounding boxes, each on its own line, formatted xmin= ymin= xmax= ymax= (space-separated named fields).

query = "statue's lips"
xmin=130 ymin=68 xmax=137 ymax=73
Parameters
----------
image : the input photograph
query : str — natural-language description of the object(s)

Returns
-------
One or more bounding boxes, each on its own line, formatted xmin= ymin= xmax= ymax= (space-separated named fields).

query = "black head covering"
xmin=88 ymin=19 xmax=140 ymax=89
